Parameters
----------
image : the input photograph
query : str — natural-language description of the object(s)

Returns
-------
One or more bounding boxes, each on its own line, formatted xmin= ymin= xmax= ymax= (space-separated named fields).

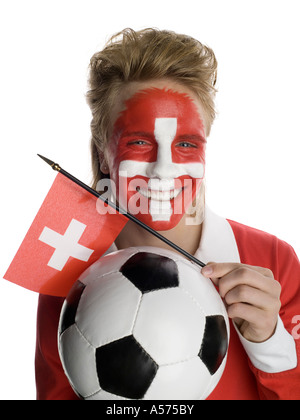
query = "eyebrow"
xmin=176 ymin=134 xmax=207 ymax=143
xmin=121 ymin=131 xmax=207 ymax=144
xmin=122 ymin=131 xmax=153 ymax=139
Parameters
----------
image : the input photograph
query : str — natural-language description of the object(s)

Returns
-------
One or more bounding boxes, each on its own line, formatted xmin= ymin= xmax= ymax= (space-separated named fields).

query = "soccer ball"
xmin=58 ymin=246 xmax=229 ymax=400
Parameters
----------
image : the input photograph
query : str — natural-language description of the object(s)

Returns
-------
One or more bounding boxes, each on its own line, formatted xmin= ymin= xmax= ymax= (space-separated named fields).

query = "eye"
xmin=176 ymin=141 xmax=197 ymax=148
xmin=127 ymin=140 xmax=149 ymax=146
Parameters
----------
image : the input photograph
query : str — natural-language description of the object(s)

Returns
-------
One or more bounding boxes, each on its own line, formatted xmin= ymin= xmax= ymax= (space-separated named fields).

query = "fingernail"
xmin=202 ymin=265 xmax=213 ymax=276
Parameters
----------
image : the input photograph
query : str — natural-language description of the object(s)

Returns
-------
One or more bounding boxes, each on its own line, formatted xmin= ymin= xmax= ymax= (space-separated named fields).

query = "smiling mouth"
xmin=136 ymin=187 xmax=182 ymax=201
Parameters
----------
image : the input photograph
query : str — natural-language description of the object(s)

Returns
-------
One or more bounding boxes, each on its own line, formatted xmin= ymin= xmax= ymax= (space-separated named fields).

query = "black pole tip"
xmin=37 ymin=154 xmax=55 ymax=167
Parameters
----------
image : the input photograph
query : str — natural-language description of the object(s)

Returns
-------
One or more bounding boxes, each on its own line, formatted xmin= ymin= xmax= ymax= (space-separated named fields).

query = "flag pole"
xmin=37 ymin=154 xmax=206 ymax=268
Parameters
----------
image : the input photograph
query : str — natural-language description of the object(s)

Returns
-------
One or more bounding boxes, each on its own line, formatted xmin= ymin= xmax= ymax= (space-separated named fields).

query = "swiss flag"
xmin=4 ymin=173 xmax=127 ymax=297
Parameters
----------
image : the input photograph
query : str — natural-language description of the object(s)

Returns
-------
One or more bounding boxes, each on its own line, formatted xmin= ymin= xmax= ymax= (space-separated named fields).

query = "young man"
xmin=35 ymin=28 xmax=300 ymax=400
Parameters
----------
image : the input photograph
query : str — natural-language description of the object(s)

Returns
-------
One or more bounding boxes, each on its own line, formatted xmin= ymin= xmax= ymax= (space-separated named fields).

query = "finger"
xmin=215 ymin=267 xmax=279 ymax=299
xmin=226 ymin=302 xmax=265 ymax=323
xmin=224 ymin=284 xmax=281 ymax=312
xmin=227 ymin=303 xmax=278 ymax=342
xmin=201 ymin=262 xmax=274 ymax=281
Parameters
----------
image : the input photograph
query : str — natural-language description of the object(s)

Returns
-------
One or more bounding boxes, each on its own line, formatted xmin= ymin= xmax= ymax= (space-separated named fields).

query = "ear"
xmin=98 ymin=150 xmax=110 ymax=175
xmin=100 ymin=160 xmax=109 ymax=174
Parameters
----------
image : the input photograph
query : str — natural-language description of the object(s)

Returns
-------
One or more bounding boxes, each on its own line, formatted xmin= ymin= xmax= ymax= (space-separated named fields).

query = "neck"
xmin=115 ymin=214 xmax=203 ymax=257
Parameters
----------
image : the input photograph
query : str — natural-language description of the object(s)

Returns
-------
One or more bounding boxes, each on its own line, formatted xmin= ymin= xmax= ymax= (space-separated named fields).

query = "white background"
xmin=0 ymin=0 xmax=299 ymax=400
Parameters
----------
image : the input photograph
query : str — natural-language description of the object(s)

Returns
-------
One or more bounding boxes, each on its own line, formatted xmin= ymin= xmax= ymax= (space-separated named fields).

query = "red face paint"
xmin=108 ymin=88 xmax=206 ymax=231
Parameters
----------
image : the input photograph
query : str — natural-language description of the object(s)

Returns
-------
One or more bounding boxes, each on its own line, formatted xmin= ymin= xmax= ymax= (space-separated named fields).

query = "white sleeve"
xmin=234 ymin=316 xmax=297 ymax=373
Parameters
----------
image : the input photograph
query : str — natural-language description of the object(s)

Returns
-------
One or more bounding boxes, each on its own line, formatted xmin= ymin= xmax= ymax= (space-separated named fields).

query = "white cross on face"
xmin=39 ymin=219 xmax=94 ymax=271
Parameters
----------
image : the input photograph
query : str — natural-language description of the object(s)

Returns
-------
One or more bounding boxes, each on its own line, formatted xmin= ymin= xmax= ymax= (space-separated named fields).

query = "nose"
xmin=146 ymin=159 xmax=179 ymax=180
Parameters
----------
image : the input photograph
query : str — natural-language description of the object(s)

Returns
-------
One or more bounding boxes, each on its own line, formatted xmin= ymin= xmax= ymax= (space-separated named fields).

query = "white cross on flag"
xmin=4 ymin=173 xmax=127 ymax=296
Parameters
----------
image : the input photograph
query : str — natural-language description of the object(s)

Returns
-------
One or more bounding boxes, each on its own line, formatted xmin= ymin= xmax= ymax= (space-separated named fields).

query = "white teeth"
xmin=137 ymin=188 xmax=182 ymax=201
xmin=148 ymin=178 xmax=175 ymax=191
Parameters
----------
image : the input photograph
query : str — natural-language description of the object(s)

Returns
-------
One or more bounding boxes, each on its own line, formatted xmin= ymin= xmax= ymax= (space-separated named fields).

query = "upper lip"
xmin=136 ymin=187 xmax=182 ymax=201
xmin=148 ymin=178 xmax=175 ymax=191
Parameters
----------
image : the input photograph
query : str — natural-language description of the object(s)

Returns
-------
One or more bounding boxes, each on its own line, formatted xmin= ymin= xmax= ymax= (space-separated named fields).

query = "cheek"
xmin=117 ymin=141 xmax=157 ymax=164
xmin=171 ymin=143 xmax=206 ymax=165
xmin=108 ymin=158 xmax=119 ymax=186
xmin=118 ymin=159 xmax=152 ymax=179
xmin=105 ymin=140 xmax=119 ymax=179
xmin=178 ymin=177 xmax=203 ymax=203
xmin=108 ymin=142 xmax=156 ymax=182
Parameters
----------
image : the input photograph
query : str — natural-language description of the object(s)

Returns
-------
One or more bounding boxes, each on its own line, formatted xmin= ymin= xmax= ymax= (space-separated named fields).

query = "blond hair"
xmin=86 ymin=28 xmax=218 ymax=188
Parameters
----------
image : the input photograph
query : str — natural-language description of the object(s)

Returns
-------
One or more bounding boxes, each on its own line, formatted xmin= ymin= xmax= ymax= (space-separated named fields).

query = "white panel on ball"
xmin=85 ymin=389 xmax=128 ymax=401
xmin=78 ymin=248 xmax=139 ymax=283
xmin=133 ymin=288 xmax=206 ymax=365
xmin=76 ymin=272 xmax=142 ymax=348
xmin=177 ymin=259 xmax=227 ymax=317
xmin=144 ymin=357 xmax=212 ymax=400
xmin=59 ymin=324 xmax=99 ymax=398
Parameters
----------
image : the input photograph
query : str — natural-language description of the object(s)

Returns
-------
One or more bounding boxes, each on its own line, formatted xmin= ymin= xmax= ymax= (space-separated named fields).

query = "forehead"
xmin=112 ymin=87 xmax=205 ymax=136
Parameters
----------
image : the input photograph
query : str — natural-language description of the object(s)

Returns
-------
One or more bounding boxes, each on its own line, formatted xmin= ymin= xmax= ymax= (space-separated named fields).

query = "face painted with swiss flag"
xmin=108 ymin=86 xmax=206 ymax=231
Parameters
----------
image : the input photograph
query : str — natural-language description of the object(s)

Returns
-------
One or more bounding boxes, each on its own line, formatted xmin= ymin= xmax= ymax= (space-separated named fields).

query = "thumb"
xmin=201 ymin=262 xmax=219 ymax=286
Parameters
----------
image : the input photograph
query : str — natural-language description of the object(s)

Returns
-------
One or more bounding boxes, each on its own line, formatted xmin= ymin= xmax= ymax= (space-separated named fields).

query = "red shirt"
xmin=35 ymin=217 xmax=300 ymax=400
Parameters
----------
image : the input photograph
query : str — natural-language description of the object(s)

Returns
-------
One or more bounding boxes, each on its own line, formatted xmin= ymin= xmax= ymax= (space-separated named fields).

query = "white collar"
xmin=105 ymin=205 xmax=241 ymax=264
xmin=195 ymin=205 xmax=240 ymax=264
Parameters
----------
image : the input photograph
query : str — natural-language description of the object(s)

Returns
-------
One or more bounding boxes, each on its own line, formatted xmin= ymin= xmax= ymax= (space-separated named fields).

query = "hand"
xmin=201 ymin=262 xmax=282 ymax=343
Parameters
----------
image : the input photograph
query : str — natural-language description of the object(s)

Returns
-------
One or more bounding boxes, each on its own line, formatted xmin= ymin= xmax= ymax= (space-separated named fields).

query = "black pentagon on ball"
xmin=198 ymin=315 xmax=228 ymax=375
xmin=96 ymin=335 xmax=158 ymax=399
xmin=120 ymin=252 xmax=179 ymax=293
xmin=59 ymin=280 xmax=86 ymax=334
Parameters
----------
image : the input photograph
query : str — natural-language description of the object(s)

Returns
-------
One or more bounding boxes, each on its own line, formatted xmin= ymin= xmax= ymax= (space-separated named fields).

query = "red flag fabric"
xmin=4 ymin=173 xmax=127 ymax=297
